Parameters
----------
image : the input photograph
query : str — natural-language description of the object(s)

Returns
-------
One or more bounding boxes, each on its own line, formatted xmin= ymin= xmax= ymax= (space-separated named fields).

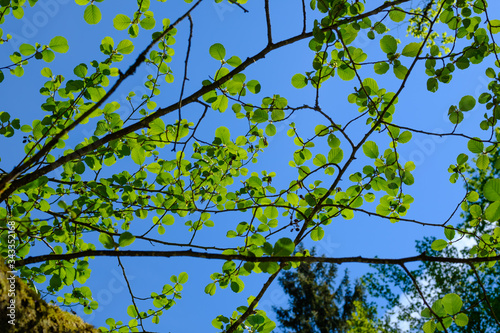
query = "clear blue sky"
xmin=1 ymin=0 xmax=498 ymax=332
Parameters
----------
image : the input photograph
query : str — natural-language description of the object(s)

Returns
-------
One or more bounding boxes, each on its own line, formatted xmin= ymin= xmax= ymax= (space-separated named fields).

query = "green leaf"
xmin=264 ymin=206 xmax=279 ymax=219
xmin=380 ymin=35 xmax=397 ymax=54
xmin=205 ymin=283 xmax=216 ymax=296
xmin=230 ymin=278 xmax=244 ymax=293
xmin=84 ymin=4 xmax=101 ymax=24
xmin=337 ymin=65 xmax=355 ymax=81
xmin=131 ymin=146 xmax=145 ymax=165
xmin=226 ymin=56 xmax=241 ymax=67
xmin=73 ymin=64 xmax=88 ymax=78
xmin=362 ymin=141 xmax=379 ymax=159
xmin=458 ymin=95 xmax=476 ymax=111
xmin=251 ymin=109 xmax=268 ymax=123
xmin=209 ymin=43 xmax=226 ymax=60
xmin=467 ymin=138 xmax=483 ymax=153
xmin=215 ymin=126 xmax=230 ymax=144
xmin=247 ymin=176 xmax=262 ymax=188
xmin=393 ymin=64 xmax=408 ymax=79
xmin=291 ymin=73 xmax=307 ymax=88
xmin=49 ymin=36 xmax=69 ymax=53
xmin=374 ymin=62 xmax=389 ymax=74
xmin=401 ymin=42 xmax=421 ymax=57
xmin=422 ymin=320 xmax=436 ymax=333
xmin=487 ymin=19 xmax=500 ymax=34
xmin=444 ymin=226 xmax=455 ymax=241
xmin=127 ymin=305 xmax=138 ymax=317
xmin=247 ymin=80 xmax=261 ymax=94
xmin=485 ymin=201 xmax=500 ymax=222
xmin=118 ymin=232 xmax=136 ymax=247
xmin=328 ymin=147 xmax=343 ymax=164
xmin=117 ymin=39 xmax=134 ymax=54
xmin=398 ymin=131 xmax=412 ymax=143
xmin=113 ymin=14 xmax=131 ymax=30
xmin=389 ymin=8 xmax=405 ymax=22
xmin=469 ymin=204 xmax=482 ymax=218
xmin=431 ymin=239 xmax=448 ymax=251
xmin=99 ymin=233 xmax=115 ymax=249
xmin=314 ymin=125 xmax=329 ymax=136
xmin=476 ymin=154 xmax=489 ymax=170
xmin=442 ymin=293 xmax=462 ymax=315
xmin=178 ymin=272 xmax=189 ymax=284
xmin=455 ymin=313 xmax=469 ymax=327
xmin=273 ymin=237 xmax=295 ymax=256
xmin=485 ymin=67 xmax=496 ymax=79
xmin=19 ymin=43 xmax=35 ymax=56
xmin=265 ymin=124 xmax=276 ymax=136
xmin=140 ymin=17 xmax=156 ymax=30
xmin=310 ymin=227 xmax=325 ymax=241
xmin=427 ymin=78 xmax=438 ymax=92
xmin=484 ymin=179 xmax=500 ymax=201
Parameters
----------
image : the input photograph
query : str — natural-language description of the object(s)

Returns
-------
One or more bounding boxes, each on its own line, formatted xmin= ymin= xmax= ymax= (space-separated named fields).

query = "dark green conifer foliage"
xmin=274 ymin=246 xmax=365 ymax=333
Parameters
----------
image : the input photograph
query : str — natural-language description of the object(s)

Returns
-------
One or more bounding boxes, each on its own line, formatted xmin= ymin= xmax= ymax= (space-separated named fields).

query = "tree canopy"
xmin=0 ymin=0 xmax=500 ymax=332
xmin=273 ymin=245 xmax=368 ymax=333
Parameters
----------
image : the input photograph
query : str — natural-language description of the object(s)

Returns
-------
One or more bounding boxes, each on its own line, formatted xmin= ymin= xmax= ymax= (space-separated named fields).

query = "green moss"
xmin=0 ymin=260 xmax=99 ymax=333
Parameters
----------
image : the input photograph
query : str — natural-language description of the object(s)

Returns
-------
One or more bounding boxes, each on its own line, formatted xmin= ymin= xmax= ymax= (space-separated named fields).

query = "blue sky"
xmin=1 ymin=0 xmax=499 ymax=332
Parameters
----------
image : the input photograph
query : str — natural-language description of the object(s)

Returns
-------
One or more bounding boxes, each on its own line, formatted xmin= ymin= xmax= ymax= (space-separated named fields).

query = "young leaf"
xmin=310 ymin=227 xmax=325 ymax=241
xmin=99 ymin=233 xmax=115 ymax=249
xmin=117 ymin=39 xmax=134 ymax=54
xmin=467 ymin=138 xmax=483 ymax=153
xmin=131 ymin=146 xmax=146 ymax=165
xmin=215 ymin=126 xmax=230 ymax=144
xmin=118 ymin=232 xmax=136 ymax=247
xmin=485 ymin=201 xmax=500 ymax=222
xmin=291 ymin=74 xmax=307 ymax=88
xmin=431 ymin=239 xmax=448 ymax=251
xmin=441 ymin=293 xmax=462 ymax=315
xmin=328 ymin=148 xmax=343 ymax=164
xmin=178 ymin=272 xmax=189 ymax=284
xmin=380 ymin=35 xmax=397 ymax=54
xmin=127 ymin=305 xmax=138 ymax=317
xmin=273 ymin=238 xmax=295 ymax=256
xmin=114 ymin=14 xmax=131 ymax=30
xmin=84 ymin=4 xmax=101 ymax=25
xmin=362 ymin=141 xmax=379 ymax=159
xmin=483 ymin=179 xmax=500 ymax=201
xmin=401 ymin=42 xmax=421 ymax=57
xmin=209 ymin=43 xmax=226 ymax=60
xmin=49 ymin=36 xmax=69 ymax=53
xmin=458 ymin=95 xmax=476 ymax=111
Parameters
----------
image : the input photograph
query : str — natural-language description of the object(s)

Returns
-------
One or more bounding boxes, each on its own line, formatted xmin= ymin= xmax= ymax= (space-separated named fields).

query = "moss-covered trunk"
xmin=0 ymin=260 xmax=99 ymax=333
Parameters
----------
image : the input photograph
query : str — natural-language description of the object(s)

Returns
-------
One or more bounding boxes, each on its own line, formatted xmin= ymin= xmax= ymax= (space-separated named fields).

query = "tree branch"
xmin=15 ymin=249 xmax=500 ymax=268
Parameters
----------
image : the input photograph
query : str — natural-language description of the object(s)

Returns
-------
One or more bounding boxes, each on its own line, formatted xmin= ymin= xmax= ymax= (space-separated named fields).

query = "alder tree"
xmin=0 ymin=0 xmax=500 ymax=332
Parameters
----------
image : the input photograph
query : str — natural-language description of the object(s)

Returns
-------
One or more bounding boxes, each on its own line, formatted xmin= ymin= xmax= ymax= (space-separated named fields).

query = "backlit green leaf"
xmin=49 ymin=36 xmax=69 ymax=53
xmin=459 ymin=95 xmax=476 ymax=111
xmin=401 ymin=42 xmax=421 ymax=57
xmin=442 ymin=293 xmax=462 ymax=315
xmin=363 ymin=141 xmax=379 ymax=159
xmin=273 ymin=238 xmax=295 ymax=256
xmin=209 ymin=43 xmax=226 ymax=60
xmin=484 ymin=179 xmax=500 ymax=201
xmin=380 ymin=35 xmax=397 ymax=54
xmin=215 ymin=126 xmax=230 ymax=144
xmin=431 ymin=239 xmax=448 ymax=251
xmin=114 ymin=14 xmax=131 ymax=30
xmin=118 ymin=232 xmax=136 ymax=247
xmin=84 ymin=4 xmax=101 ymax=25
xmin=291 ymin=73 xmax=307 ymax=88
